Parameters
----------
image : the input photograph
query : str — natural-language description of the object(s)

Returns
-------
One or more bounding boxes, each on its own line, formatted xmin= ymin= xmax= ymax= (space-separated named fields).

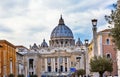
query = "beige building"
xmin=20 ymin=16 xmax=88 ymax=77
xmin=16 ymin=46 xmax=29 ymax=76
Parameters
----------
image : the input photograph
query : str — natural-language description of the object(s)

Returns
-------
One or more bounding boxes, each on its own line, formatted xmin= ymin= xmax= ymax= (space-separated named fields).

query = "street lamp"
xmin=85 ymin=39 xmax=89 ymax=47
xmin=81 ymin=49 xmax=86 ymax=76
xmin=91 ymin=19 xmax=98 ymax=57
xmin=84 ymin=39 xmax=90 ymax=76
xmin=91 ymin=19 xmax=97 ymax=27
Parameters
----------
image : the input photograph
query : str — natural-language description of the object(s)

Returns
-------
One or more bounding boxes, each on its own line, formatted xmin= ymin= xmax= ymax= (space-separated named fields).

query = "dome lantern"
xmin=58 ymin=15 xmax=65 ymax=25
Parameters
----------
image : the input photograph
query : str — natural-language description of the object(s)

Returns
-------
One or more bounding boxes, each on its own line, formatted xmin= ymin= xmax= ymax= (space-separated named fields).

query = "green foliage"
xmin=71 ymin=73 xmax=75 ymax=77
xmin=18 ymin=74 xmax=25 ymax=77
xmin=76 ymin=69 xmax=85 ymax=77
xmin=111 ymin=8 xmax=120 ymax=50
xmin=29 ymin=74 xmax=38 ymax=77
xmin=8 ymin=74 xmax=14 ymax=77
xmin=90 ymin=56 xmax=113 ymax=77
xmin=105 ymin=5 xmax=120 ymax=50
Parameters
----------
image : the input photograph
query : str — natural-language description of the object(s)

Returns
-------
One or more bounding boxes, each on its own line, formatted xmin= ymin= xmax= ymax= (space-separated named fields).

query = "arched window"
xmin=106 ymin=53 xmax=111 ymax=58
xmin=106 ymin=39 xmax=110 ymax=45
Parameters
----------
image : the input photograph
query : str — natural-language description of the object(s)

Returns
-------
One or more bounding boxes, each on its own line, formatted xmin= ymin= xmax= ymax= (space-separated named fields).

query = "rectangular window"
xmin=65 ymin=67 xmax=67 ymax=72
xmin=106 ymin=39 xmax=110 ymax=45
xmin=47 ymin=58 xmax=51 ymax=63
xmin=48 ymin=66 xmax=51 ymax=72
xmin=55 ymin=68 xmax=57 ymax=72
xmin=29 ymin=59 xmax=33 ymax=69
xmin=59 ymin=57 xmax=63 ymax=64
xmin=60 ymin=66 xmax=63 ymax=72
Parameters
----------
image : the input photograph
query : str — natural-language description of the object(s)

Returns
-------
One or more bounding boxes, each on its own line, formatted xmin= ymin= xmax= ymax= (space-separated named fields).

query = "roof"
xmin=15 ymin=45 xmax=29 ymax=50
xmin=98 ymin=29 xmax=111 ymax=33
xmin=0 ymin=40 xmax=16 ymax=48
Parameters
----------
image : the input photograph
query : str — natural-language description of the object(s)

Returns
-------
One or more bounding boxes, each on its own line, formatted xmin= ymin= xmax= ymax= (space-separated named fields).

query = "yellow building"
xmin=88 ymin=41 xmax=94 ymax=62
xmin=0 ymin=40 xmax=16 ymax=77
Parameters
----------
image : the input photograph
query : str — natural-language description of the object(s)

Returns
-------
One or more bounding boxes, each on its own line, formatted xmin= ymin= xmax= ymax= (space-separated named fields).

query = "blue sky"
xmin=0 ymin=0 xmax=117 ymax=48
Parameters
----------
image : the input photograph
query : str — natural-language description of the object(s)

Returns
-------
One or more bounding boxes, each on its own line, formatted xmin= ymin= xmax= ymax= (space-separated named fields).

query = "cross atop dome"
xmin=58 ymin=15 xmax=65 ymax=25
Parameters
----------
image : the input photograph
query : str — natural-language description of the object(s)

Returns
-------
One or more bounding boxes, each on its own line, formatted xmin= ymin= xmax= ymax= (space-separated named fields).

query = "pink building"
xmin=97 ymin=29 xmax=118 ymax=76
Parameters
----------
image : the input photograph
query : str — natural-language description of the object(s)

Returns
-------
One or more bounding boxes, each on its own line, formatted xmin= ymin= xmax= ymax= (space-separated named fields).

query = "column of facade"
xmin=53 ymin=58 xmax=55 ymax=72
xmin=67 ymin=58 xmax=69 ymax=72
xmin=25 ymin=61 xmax=27 ymax=77
xmin=57 ymin=57 xmax=60 ymax=71
xmin=51 ymin=40 xmax=53 ymax=47
xmin=51 ymin=58 xmax=54 ymax=72
xmin=33 ymin=57 xmax=37 ymax=74
xmin=45 ymin=58 xmax=47 ymax=72
xmin=58 ymin=40 xmax=60 ymax=47
xmin=27 ymin=58 xmax=29 ymax=77
xmin=68 ymin=39 xmax=70 ymax=46
xmin=63 ymin=57 xmax=65 ymax=72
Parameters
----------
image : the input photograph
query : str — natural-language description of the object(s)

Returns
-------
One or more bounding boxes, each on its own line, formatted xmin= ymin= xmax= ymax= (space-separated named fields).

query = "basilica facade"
xmin=21 ymin=16 xmax=87 ymax=77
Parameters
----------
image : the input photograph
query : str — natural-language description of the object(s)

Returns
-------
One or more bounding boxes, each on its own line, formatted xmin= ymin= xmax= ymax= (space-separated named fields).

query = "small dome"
xmin=76 ymin=38 xmax=83 ymax=46
xmin=31 ymin=43 xmax=39 ymax=51
xmin=41 ymin=39 xmax=48 ymax=47
xmin=50 ymin=15 xmax=73 ymax=39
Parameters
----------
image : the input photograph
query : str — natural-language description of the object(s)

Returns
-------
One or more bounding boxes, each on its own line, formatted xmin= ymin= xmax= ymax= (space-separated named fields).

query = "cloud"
xmin=0 ymin=0 xmax=29 ymax=17
xmin=0 ymin=0 xmax=117 ymax=48
xmin=0 ymin=24 xmax=13 ymax=33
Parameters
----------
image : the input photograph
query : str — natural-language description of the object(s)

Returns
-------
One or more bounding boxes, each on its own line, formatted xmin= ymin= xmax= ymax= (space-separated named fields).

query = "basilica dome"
xmin=50 ymin=16 xmax=73 ymax=39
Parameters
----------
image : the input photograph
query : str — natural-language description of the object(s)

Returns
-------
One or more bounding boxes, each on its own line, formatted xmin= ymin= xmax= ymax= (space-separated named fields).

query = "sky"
xmin=0 ymin=0 xmax=117 ymax=48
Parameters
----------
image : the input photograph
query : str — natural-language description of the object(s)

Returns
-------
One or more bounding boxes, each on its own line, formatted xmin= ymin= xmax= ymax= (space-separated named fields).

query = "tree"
xmin=8 ymin=74 xmax=14 ymax=77
xmin=30 ymin=74 xmax=38 ymax=77
xmin=18 ymin=74 xmax=25 ymax=77
xmin=105 ymin=4 xmax=120 ymax=50
xmin=111 ymin=8 xmax=120 ymax=50
xmin=76 ymin=69 xmax=85 ymax=77
xmin=90 ymin=56 xmax=113 ymax=77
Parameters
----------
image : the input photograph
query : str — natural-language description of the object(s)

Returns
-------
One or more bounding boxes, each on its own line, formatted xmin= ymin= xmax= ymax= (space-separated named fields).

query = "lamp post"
xmin=85 ymin=39 xmax=88 ymax=47
xmin=91 ymin=19 xmax=98 ymax=56
xmin=91 ymin=19 xmax=97 ymax=27
xmin=84 ymin=39 xmax=89 ymax=76
xmin=81 ymin=49 xmax=86 ymax=76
